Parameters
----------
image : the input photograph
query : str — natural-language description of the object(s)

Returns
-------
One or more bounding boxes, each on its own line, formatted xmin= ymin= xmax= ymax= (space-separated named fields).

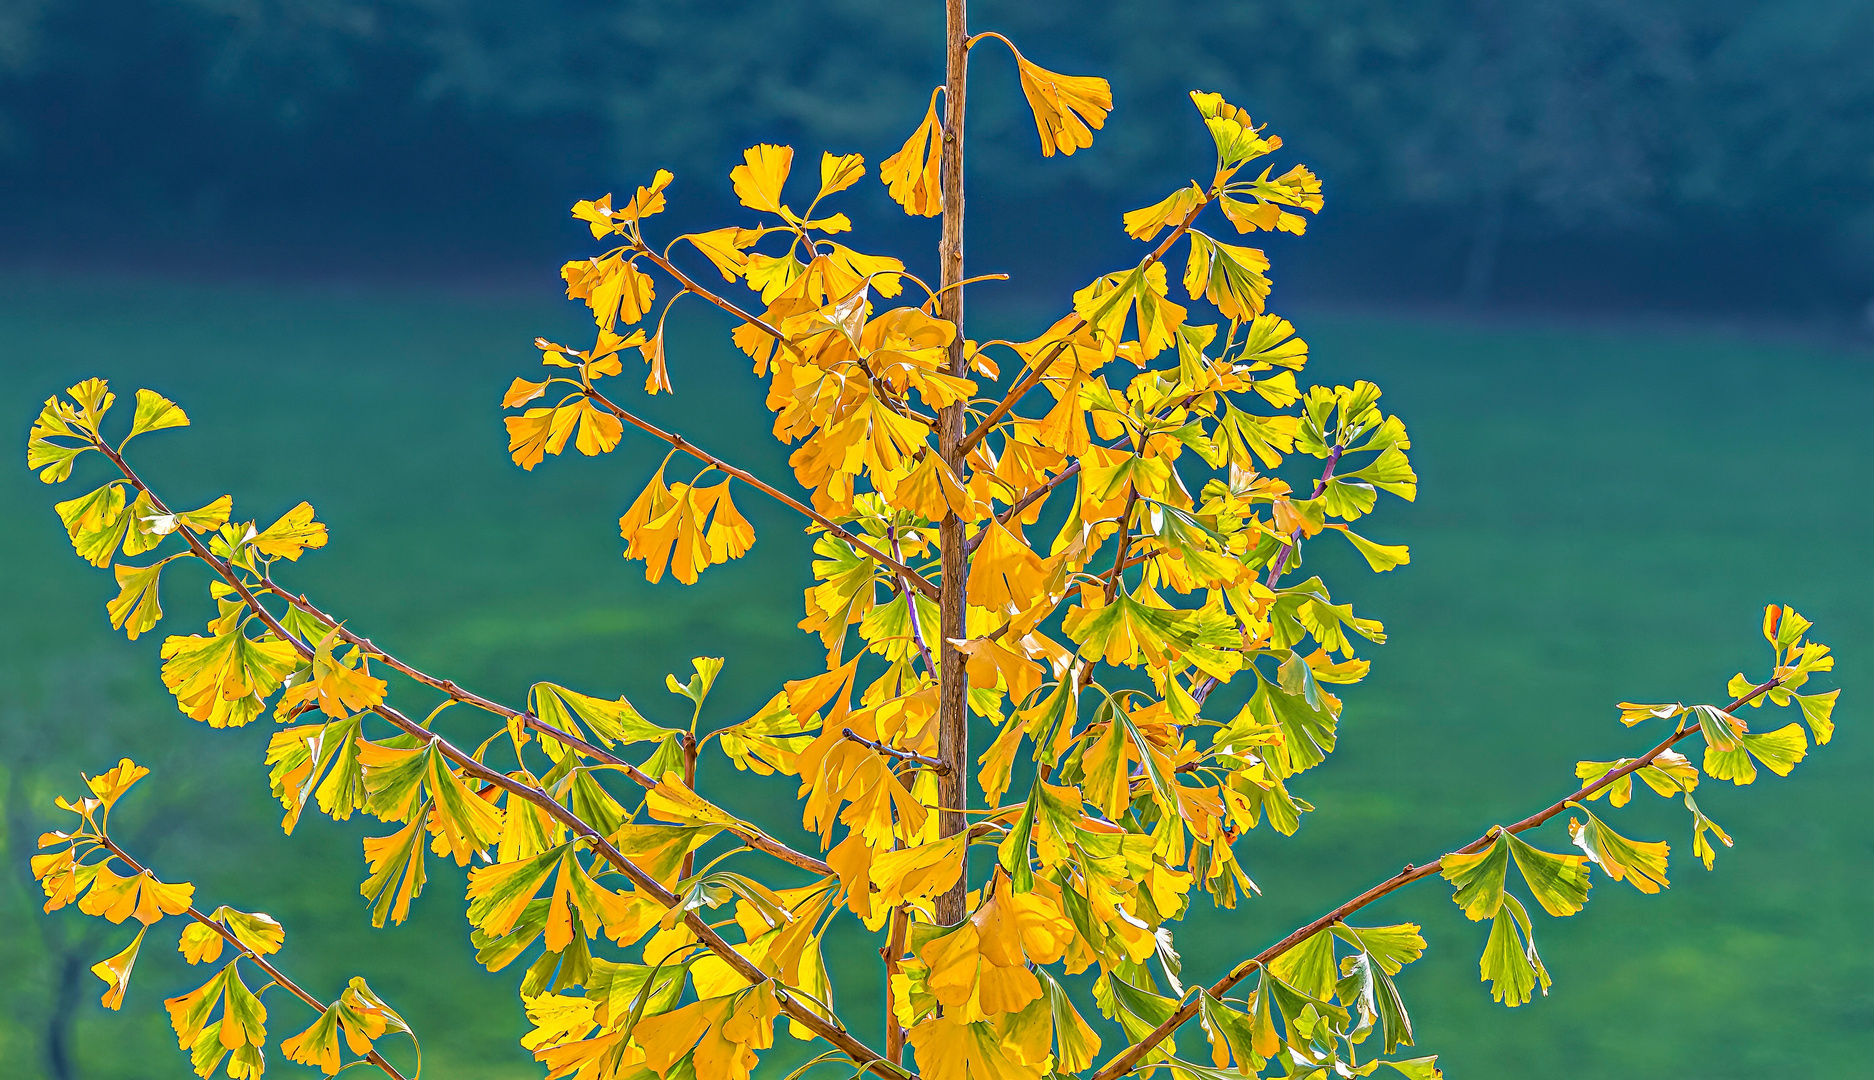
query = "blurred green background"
xmin=3 ymin=0 xmax=1873 ymax=1076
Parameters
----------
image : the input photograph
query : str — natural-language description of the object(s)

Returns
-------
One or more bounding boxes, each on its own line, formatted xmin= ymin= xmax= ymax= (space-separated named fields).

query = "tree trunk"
xmin=934 ymin=0 xmax=970 ymax=927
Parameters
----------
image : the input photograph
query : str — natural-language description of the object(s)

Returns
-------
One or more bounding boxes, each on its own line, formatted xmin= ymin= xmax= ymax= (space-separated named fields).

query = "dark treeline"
xmin=4 ymin=0 xmax=1872 ymax=316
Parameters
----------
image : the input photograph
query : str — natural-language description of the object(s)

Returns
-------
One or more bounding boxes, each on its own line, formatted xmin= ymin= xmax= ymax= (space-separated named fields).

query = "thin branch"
xmin=970 ymin=459 xmax=1080 ymax=555
xmin=634 ymin=244 xmax=935 ymax=428
xmin=1190 ymin=445 xmax=1346 ymax=708
xmin=1102 ymin=491 xmax=1141 ymax=600
xmin=1088 ymin=675 xmax=1787 ymax=1080
xmin=883 ymin=904 xmax=911 ymax=1065
xmin=966 ymin=391 xmax=1212 ymax=559
xmin=92 ymin=445 xmax=895 ymax=1074
xmin=97 ymin=838 xmax=411 ymax=1080
xmin=888 ymin=527 xmax=939 ymax=678
xmin=956 ymin=195 xmax=1212 ymax=458
xmin=252 ymin=574 xmax=835 ymax=879
xmin=584 ymin=386 xmax=938 ymax=599
xmin=841 ymin=728 xmax=950 ymax=774
xmin=1263 ymin=443 xmax=1345 ymax=590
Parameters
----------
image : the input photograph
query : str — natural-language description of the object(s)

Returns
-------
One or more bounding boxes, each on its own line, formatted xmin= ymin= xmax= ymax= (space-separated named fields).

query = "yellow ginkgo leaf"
xmin=731 ymin=144 xmax=795 ymax=215
xmin=907 ymin=1012 xmax=1048 ymax=1080
xmin=817 ymin=151 xmax=867 ymax=201
xmin=1006 ymin=44 xmax=1112 ymax=158
xmin=280 ymin=1006 xmax=344 ymax=1075
xmin=872 ymin=832 xmax=967 ymax=910
xmin=85 ymin=758 xmax=151 ymax=808
xmin=78 ymin=865 xmax=195 ymax=926
xmin=91 ymin=927 xmax=147 ymax=1010
xmin=881 ymin=88 xmax=944 ymax=217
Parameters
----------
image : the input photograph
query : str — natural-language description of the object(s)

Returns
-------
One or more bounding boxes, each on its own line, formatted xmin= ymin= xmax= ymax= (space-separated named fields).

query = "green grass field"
xmin=1 ymin=276 xmax=1867 ymax=1078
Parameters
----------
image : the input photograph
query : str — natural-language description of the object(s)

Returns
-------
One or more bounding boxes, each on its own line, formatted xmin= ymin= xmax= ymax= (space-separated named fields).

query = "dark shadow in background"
xmin=3 ymin=0 xmax=1873 ymax=322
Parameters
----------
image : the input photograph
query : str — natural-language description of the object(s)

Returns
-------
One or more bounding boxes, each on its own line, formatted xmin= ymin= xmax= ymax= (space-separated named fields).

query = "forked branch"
xmin=97 ymin=837 xmax=411 ymax=1080
xmin=584 ymin=386 xmax=939 ymax=599
xmin=1087 ymin=674 xmax=1786 ymax=1080
xmin=89 ymin=440 xmax=894 ymax=1075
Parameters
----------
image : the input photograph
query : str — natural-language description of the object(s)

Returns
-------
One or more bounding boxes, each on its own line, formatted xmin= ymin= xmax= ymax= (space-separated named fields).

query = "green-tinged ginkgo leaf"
xmin=27 ymin=391 xmax=95 ymax=482
xmin=1095 ymin=973 xmax=1181 ymax=1057
xmin=1336 ymin=950 xmax=1415 ymax=1055
xmin=423 ymin=746 xmax=506 ymax=865
xmin=356 ymin=740 xmax=431 ymax=823
xmin=1685 ymin=793 xmax=1733 ymax=870
xmin=360 ymin=812 xmax=429 ymax=927
xmin=1268 ymin=927 xmax=1337 ymax=1002
xmin=468 ymin=845 xmax=568 ymax=939
xmin=1615 ymin=701 xmax=1683 ymax=726
xmin=125 ymin=388 xmax=190 ymax=443
xmin=1575 ymin=749 xmax=1699 ymax=807
xmin=106 ymin=556 xmax=184 ymax=640
xmin=265 ymin=718 xmax=367 ymax=834
xmin=1442 ymin=832 xmax=1510 ymax=921
xmin=1705 ymin=721 xmax=1808 ymax=785
xmin=280 ymin=1006 xmax=344 ymax=1075
xmin=1566 ymin=804 xmax=1669 ymax=894
xmin=1795 ymin=689 xmax=1838 ymax=746
xmin=1505 ymin=832 xmax=1591 ymax=917
xmin=55 ymin=481 xmax=132 ymax=566
xmin=164 ymin=959 xmax=266 ymax=1055
xmin=534 ymin=682 xmax=672 ymax=750
xmin=1183 ymin=232 xmax=1271 ymax=323
xmin=160 ymin=623 xmax=299 ymax=728
xmin=276 ymin=627 xmax=386 ymax=720
xmin=1327 ymin=524 xmax=1409 ymax=571
xmin=1688 ymin=704 xmax=1745 ymax=751
xmin=1339 ymin=446 xmax=1418 ymax=502
xmin=1197 ymin=990 xmax=1259 ymax=1073
xmin=1478 ymin=895 xmax=1550 ymax=1007
xmin=1035 ymin=968 xmax=1101 ymax=1073
xmin=1331 ymin=923 xmax=1426 ymax=976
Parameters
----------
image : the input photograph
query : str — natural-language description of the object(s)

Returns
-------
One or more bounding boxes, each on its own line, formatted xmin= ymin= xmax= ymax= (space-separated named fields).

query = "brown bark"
xmin=934 ymin=0 xmax=971 ymax=927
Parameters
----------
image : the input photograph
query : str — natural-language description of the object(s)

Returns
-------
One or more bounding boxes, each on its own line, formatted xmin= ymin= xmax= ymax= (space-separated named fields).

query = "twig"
xmin=957 ymin=196 xmax=1213 ymax=457
xmin=889 ymin=527 xmax=939 ymax=677
xmin=1190 ymin=445 xmax=1345 ymax=708
xmin=634 ymin=244 xmax=936 ymax=428
xmin=584 ymin=386 xmax=938 ymax=599
xmin=841 ymin=728 xmax=950 ymax=774
xmin=1102 ymin=491 xmax=1141 ymax=600
xmin=1088 ymin=674 xmax=1786 ymax=1080
xmin=1262 ymin=443 xmax=1344 ymax=590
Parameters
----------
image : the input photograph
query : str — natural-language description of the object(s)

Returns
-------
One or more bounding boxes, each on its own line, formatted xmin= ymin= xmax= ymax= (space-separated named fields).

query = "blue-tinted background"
xmin=2 ymin=3 xmax=1870 ymax=1078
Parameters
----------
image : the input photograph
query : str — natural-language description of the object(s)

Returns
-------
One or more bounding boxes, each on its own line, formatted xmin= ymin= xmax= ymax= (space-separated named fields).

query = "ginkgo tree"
xmin=24 ymin=4 xmax=1843 ymax=1080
